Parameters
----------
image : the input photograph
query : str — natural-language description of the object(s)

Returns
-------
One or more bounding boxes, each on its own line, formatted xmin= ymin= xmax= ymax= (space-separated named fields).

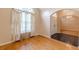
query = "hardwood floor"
xmin=0 ymin=35 xmax=78 ymax=50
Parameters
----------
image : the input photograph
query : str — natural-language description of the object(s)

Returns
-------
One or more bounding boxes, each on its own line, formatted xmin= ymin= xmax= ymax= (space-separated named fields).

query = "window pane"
xmin=21 ymin=12 xmax=32 ymax=33
xmin=26 ymin=14 xmax=31 ymax=32
xmin=21 ymin=12 xmax=26 ymax=33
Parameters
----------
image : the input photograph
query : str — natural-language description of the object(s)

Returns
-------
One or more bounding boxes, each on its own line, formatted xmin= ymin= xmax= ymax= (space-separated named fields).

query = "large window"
xmin=26 ymin=14 xmax=31 ymax=32
xmin=15 ymin=8 xmax=33 ymax=33
xmin=21 ymin=12 xmax=32 ymax=33
xmin=21 ymin=9 xmax=33 ymax=33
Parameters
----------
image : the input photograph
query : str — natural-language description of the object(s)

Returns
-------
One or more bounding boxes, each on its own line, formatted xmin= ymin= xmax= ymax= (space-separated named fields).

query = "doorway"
xmin=50 ymin=9 xmax=79 ymax=36
xmin=50 ymin=9 xmax=79 ymax=47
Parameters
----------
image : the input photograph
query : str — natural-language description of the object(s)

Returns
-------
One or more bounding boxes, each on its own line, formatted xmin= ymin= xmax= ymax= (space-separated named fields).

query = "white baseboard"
xmin=0 ymin=35 xmax=50 ymax=46
xmin=39 ymin=34 xmax=51 ymax=38
xmin=0 ymin=40 xmax=14 ymax=46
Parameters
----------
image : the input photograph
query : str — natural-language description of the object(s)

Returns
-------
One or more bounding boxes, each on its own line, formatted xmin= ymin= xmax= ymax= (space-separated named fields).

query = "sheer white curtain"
xmin=21 ymin=12 xmax=31 ymax=33
xmin=11 ymin=8 xmax=35 ymax=40
xmin=11 ymin=9 xmax=21 ymax=41
xmin=20 ymin=12 xmax=32 ymax=39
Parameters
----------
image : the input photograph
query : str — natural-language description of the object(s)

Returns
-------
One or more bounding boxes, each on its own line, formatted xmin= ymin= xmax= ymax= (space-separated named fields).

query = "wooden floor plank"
xmin=0 ymin=35 xmax=78 ymax=50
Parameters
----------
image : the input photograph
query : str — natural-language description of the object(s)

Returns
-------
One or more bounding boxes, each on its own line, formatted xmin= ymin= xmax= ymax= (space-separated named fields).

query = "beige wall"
xmin=60 ymin=10 xmax=79 ymax=36
xmin=38 ymin=8 xmax=61 ymax=37
xmin=32 ymin=8 xmax=60 ymax=37
xmin=31 ymin=8 xmax=42 ymax=36
xmin=31 ymin=8 xmax=52 ymax=37
xmin=0 ymin=8 xmax=12 ymax=45
xmin=39 ymin=9 xmax=52 ymax=37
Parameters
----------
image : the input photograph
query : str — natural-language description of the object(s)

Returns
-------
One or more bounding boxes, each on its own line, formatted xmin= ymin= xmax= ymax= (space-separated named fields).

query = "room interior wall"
xmin=31 ymin=8 xmax=42 ymax=36
xmin=38 ymin=8 xmax=61 ymax=38
xmin=0 ymin=8 xmax=12 ymax=45
xmin=60 ymin=10 xmax=79 ymax=36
